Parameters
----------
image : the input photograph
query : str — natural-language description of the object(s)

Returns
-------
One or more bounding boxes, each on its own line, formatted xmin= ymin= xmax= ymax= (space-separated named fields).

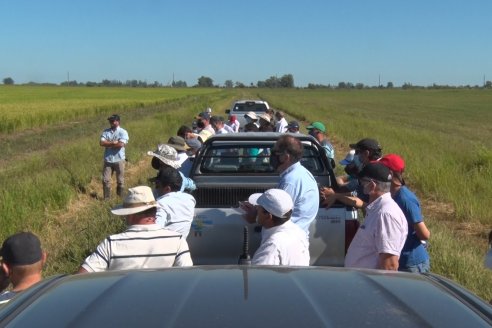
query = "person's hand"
xmin=239 ymin=201 xmax=257 ymax=224
xmin=321 ymin=194 xmax=337 ymax=209
xmin=320 ymin=187 xmax=334 ymax=200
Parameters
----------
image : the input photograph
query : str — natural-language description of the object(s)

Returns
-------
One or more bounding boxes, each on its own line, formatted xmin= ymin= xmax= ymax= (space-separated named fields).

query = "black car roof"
xmin=1 ymin=266 xmax=491 ymax=327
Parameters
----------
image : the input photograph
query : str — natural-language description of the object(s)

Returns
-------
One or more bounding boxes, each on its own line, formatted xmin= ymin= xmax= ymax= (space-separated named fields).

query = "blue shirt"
xmin=393 ymin=186 xmax=429 ymax=268
xmin=179 ymin=171 xmax=196 ymax=192
xmin=156 ymin=191 xmax=196 ymax=240
xmin=321 ymin=139 xmax=335 ymax=160
xmin=278 ymin=162 xmax=319 ymax=234
xmin=101 ymin=126 xmax=129 ymax=163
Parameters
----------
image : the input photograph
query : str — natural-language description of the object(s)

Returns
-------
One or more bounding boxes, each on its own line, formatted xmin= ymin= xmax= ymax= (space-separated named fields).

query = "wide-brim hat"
xmin=167 ymin=136 xmax=189 ymax=151
xmin=111 ymin=186 xmax=157 ymax=216
xmin=147 ymin=144 xmax=180 ymax=169
xmin=244 ymin=111 xmax=257 ymax=120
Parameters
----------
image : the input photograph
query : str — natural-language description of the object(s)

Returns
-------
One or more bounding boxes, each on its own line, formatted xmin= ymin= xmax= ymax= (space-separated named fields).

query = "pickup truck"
xmin=187 ymin=132 xmax=359 ymax=266
xmin=225 ymin=99 xmax=270 ymax=131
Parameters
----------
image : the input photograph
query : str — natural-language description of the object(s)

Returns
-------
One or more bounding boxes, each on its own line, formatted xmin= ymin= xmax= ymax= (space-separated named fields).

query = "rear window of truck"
xmin=233 ymin=102 xmax=268 ymax=113
xmin=199 ymin=143 xmax=325 ymax=174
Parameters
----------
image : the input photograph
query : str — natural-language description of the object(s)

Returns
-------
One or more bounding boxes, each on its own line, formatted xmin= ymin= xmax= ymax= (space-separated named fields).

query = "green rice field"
xmin=0 ymin=85 xmax=491 ymax=300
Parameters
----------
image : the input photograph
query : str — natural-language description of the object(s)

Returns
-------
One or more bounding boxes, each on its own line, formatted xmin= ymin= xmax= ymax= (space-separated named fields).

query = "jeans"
xmin=400 ymin=259 xmax=430 ymax=273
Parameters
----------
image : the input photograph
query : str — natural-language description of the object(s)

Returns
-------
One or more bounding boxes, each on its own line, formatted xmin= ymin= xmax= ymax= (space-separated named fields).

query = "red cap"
xmin=379 ymin=154 xmax=405 ymax=173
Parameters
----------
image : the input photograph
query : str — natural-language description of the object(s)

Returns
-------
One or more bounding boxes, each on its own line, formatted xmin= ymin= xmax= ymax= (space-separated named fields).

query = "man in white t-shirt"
xmin=345 ymin=162 xmax=408 ymax=270
xmin=248 ymin=189 xmax=309 ymax=266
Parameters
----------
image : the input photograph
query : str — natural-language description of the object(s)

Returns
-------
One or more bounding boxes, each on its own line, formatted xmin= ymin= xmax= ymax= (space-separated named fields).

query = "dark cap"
xmin=107 ymin=114 xmax=120 ymax=121
xmin=287 ymin=121 xmax=300 ymax=129
xmin=0 ymin=232 xmax=43 ymax=266
xmin=359 ymin=162 xmax=392 ymax=182
xmin=349 ymin=138 xmax=381 ymax=151
xmin=195 ymin=112 xmax=211 ymax=120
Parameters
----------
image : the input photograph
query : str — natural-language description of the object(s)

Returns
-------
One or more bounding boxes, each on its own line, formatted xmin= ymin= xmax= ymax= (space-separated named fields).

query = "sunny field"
xmin=0 ymin=86 xmax=491 ymax=300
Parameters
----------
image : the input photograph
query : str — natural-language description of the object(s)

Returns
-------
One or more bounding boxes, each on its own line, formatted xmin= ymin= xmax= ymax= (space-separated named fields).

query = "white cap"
xmin=248 ymin=189 xmax=293 ymax=219
xmin=339 ymin=149 xmax=355 ymax=166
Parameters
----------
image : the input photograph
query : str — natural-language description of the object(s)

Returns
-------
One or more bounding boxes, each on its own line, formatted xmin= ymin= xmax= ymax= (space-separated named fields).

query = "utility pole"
xmin=378 ymin=74 xmax=381 ymax=87
xmin=67 ymin=71 xmax=70 ymax=85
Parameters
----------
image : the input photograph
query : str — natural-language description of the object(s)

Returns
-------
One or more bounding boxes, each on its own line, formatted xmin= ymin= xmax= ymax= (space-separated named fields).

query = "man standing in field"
xmin=100 ymin=114 xmax=129 ymax=200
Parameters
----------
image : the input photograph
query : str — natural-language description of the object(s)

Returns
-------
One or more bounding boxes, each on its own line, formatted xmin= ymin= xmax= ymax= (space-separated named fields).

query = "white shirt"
xmin=275 ymin=118 xmax=288 ymax=133
xmin=345 ymin=192 xmax=408 ymax=269
xmin=252 ymin=220 xmax=310 ymax=266
xmin=176 ymin=152 xmax=188 ymax=166
xmin=227 ymin=120 xmax=240 ymax=132
xmin=81 ymin=224 xmax=193 ymax=272
xmin=156 ymin=191 xmax=196 ymax=240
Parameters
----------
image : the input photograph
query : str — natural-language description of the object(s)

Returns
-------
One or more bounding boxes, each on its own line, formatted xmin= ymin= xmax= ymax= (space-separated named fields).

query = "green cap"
xmin=306 ymin=121 xmax=326 ymax=133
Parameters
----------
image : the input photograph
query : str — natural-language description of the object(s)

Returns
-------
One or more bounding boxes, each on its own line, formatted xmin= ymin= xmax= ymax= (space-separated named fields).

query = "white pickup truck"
xmin=186 ymin=132 xmax=359 ymax=266
xmin=225 ymin=99 xmax=270 ymax=131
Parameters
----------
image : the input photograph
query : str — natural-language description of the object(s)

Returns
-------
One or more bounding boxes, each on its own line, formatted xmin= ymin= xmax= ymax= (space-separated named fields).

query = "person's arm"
xmin=100 ymin=139 xmax=120 ymax=147
xmin=378 ymin=253 xmax=399 ymax=270
xmin=239 ymin=201 xmax=257 ymax=224
xmin=173 ymin=239 xmax=193 ymax=267
xmin=322 ymin=192 xmax=366 ymax=209
xmin=414 ymin=222 xmax=430 ymax=241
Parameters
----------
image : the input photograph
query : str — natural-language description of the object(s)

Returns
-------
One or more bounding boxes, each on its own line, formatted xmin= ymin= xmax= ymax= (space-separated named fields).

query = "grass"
xmin=0 ymin=86 xmax=491 ymax=301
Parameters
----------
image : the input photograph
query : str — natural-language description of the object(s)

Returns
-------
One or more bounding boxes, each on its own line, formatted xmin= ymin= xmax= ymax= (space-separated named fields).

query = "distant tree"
xmin=197 ymin=76 xmax=214 ymax=87
xmin=3 ymin=77 xmax=14 ymax=85
xmin=172 ymin=80 xmax=187 ymax=87
xmin=235 ymin=81 xmax=245 ymax=88
xmin=485 ymin=81 xmax=492 ymax=89
xmin=265 ymin=76 xmax=280 ymax=88
xmin=280 ymin=74 xmax=294 ymax=88
xmin=355 ymin=83 xmax=364 ymax=89
xmin=386 ymin=81 xmax=394 ymax=88
xmin=257 ymin=81 xmax=266 ymax=88
xmin=402 ymin=82 xmax=413 ymax=89
xmin=224 ymin=80 xmax=233 ymax=88
xmin=337 ymin=82 xmax=347 ymax=89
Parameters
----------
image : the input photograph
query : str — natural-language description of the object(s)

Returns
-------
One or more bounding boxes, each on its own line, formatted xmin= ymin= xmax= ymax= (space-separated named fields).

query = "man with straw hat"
xmin=78 ymin=186 xmax=192 ymax=273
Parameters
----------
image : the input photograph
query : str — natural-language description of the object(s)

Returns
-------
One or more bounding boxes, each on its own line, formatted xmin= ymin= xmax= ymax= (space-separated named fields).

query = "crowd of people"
xmin=1 ymin=106 xmax=440 ymax=303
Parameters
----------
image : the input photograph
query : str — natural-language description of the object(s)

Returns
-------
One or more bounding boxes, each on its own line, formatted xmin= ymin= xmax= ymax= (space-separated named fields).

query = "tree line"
xmin=3 ymin=76 xmax=492 ymax=89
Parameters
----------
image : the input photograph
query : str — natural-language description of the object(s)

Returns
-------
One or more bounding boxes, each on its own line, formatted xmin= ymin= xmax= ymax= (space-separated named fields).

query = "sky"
xmin=1 ymin=0 xmax=492 ymax=87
